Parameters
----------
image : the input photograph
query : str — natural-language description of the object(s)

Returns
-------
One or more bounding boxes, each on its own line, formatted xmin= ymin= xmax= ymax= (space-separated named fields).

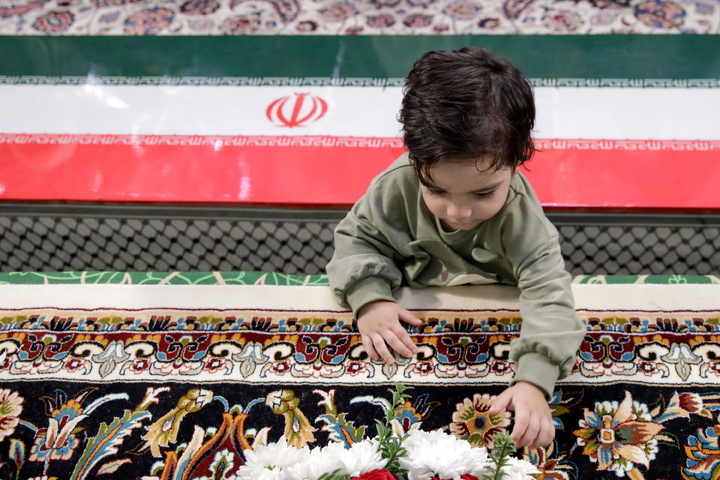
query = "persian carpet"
xmin=1 ymin=278 xmax=720 ymax=480
xmin=0 ymin=0 xmax=715 ymax=35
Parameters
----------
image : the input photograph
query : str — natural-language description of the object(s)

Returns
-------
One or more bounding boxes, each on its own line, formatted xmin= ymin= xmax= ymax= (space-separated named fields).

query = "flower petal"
xmin=583 ymin=409 xmax=603 ymax=427
xmin=597 ymin=445 xmax=615 ymax=471
xmin=573 ymin=427 xmax=596 ymax=440
xmin=613 ymin=391 xmax=634 ymax=425
xmin=616 ymin=421 xmax=664 ymax=444
xmin=616 ymin=444 xmax=651 ymax=469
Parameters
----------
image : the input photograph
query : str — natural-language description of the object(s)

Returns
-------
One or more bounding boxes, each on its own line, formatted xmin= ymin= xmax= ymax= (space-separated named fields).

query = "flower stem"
xmin=482 ymin=432 xmax=516 ymax=480
xmin=376 ymin=383 xmax=413 ymax=478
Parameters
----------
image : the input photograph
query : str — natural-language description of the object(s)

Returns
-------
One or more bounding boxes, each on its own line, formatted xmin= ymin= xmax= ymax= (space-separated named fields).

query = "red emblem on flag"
xmin=266 ymin=93 xmax=328 ymax=128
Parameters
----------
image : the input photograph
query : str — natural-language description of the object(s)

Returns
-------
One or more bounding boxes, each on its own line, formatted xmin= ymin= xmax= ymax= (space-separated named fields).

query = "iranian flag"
xmin=1 ymin=35 xmax=718 ymax=211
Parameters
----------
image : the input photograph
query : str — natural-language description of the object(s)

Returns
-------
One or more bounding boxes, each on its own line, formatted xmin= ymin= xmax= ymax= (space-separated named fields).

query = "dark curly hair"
xmin=399 ymin=47 xmax=536 ymax=187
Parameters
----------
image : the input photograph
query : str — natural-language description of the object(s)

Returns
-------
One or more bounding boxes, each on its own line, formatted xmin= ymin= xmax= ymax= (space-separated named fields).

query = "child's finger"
xmin=361 ymin=334 xmax=379 ymax=361
xmin=372 ymin=334 xmax=396 ymax=364
xmin=534 ymin=417 xmax=555 ymax=448
xmin=514 ymin=415 xmax=539 ymax=448
xmin=391 ymin=326 xmax=418 ymax=356
xmin=398 ymin=309 xmax=423 ymax=326
xmin=385 ymin=329 xmax=416 ymax=358
xmin=510 ymin=409 xmax=530 ymax=446
xmin=488 ymin=390 xmax=511 ymax=415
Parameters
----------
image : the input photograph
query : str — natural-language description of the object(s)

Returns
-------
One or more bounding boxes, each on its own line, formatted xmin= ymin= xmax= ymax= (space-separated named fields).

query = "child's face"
xmin=419 ymin=159 xmax=516 ymax=232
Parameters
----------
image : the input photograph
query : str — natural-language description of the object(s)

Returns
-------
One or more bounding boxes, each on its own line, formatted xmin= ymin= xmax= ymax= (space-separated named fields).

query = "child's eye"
xmin=475 ymin=191 xmax=495 ymax=199
xmin=427 ymin=189 xmax=446 ymax=196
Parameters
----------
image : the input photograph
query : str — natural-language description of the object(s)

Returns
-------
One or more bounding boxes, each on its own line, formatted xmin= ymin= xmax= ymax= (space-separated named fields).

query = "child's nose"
xmin=447 ymin=202 xmax=472 ymax=218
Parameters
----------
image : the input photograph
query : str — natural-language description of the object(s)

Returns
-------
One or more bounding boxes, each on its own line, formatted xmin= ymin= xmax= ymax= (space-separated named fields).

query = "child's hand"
xmin=357 ymin=300 xmax=422 ymax=364
xmin=489 ymin=381 xmax=555 ymax=449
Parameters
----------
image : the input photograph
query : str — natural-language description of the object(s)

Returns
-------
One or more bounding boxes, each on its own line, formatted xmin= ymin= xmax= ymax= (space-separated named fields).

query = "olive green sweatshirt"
xmin=326 ymin=154 xmax=585 ymax=397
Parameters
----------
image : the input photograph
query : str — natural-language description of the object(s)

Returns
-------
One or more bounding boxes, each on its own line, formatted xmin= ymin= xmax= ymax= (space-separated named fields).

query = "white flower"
xmin=336 ymin=439 xmax=388 ymax=477
xmin=501 ymin=457 xmax=541 ymax=480
xmin=239 ymin=469 xmax=283 ymax=480
xmin=283 ymin=444 xmax=343 ymax=479
xmin=318 ymin=441 xmax=351 ymax=467
xmin=237 ymin=436 xmax=310 ymax=480
xmin=400 ymin=429 xmax=489 ymax=480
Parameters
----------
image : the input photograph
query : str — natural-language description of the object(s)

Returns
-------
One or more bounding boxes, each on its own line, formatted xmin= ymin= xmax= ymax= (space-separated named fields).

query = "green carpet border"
xmin=0 ymin=271 xmax=718 ymax=285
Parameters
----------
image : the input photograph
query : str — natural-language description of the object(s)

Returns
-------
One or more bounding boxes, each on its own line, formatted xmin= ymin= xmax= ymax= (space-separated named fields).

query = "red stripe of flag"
xmin=1 ymin=138 xmax=718 ymax=211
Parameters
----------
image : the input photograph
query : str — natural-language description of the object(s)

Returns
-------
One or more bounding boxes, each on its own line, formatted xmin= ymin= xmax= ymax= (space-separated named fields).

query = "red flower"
xmin=354 ymin=469 xmax=400 ymax=480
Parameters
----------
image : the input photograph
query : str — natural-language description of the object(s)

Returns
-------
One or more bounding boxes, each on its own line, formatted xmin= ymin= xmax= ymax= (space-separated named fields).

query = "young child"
xmin=326 ymin=47 xmax=585 ymax=449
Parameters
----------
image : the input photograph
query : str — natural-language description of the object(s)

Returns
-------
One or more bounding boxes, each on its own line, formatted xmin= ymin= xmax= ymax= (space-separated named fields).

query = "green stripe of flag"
xmin=1 ymin=35 xmax=719 ymax=80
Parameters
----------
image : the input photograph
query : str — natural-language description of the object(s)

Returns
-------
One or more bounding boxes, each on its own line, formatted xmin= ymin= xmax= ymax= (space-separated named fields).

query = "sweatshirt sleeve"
xmin=326 ymin=193 xmax=406 ymax=318
xmin=501 ymin=195 xmax=586 ymax=398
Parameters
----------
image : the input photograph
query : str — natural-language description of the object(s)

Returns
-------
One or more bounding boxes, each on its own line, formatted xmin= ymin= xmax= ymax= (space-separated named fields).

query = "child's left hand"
xmin=488 ymin=381 xmax=554 ymax=449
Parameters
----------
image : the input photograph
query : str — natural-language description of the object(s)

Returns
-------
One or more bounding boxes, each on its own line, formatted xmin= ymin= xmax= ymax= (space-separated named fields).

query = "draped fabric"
xmin=1 ymin=275 xmax=719 ymax=480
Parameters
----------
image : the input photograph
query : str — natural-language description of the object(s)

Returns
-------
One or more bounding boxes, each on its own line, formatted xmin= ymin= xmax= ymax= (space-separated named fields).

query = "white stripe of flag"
xmin=1 ymin=85 xmax=718 ymax=141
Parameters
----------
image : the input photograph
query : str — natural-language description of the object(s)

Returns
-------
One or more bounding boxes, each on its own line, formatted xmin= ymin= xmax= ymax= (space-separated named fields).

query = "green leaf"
xmin=375 ymin=383 xmax=414 ymax=478
xmin=481 ymin=432 xmax=516 ymax=480
xmin=318 ymin=469 xmax=351 ymax=480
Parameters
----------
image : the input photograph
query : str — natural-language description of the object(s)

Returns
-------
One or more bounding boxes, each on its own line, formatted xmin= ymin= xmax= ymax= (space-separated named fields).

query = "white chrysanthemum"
xmin=235 ymin=467 xmax=283 ymax=480
xmin=283 ymin=444 xmax=343 ymax=480
xmin=318 ymin=441 xmax=350 ymax=465
xmin=500 ymin=457 xmax=541 ymax=480
xmin=237 ymin=437 xmax=310 ymax=480
xmin=400 ymin=429 xmax=489 ymax=480
xmin=335 ymin=439 xmax=387 ymax=477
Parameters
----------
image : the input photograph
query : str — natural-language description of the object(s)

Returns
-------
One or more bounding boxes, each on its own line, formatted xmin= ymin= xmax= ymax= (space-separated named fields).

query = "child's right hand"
xmin=356 ymin=300 xmax=422 ymax=364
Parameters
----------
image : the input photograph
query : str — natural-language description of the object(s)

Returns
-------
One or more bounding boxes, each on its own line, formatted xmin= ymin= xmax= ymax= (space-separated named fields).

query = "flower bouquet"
xmin=237 ymin=384 xmax=540 ymax=480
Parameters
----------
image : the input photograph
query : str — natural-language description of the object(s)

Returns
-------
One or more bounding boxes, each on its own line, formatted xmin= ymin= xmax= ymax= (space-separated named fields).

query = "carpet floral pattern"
xmin=1 ymin=279 xmax=720 ymax=479
xmin=0 ymin=0 xmax=718 ymax=35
